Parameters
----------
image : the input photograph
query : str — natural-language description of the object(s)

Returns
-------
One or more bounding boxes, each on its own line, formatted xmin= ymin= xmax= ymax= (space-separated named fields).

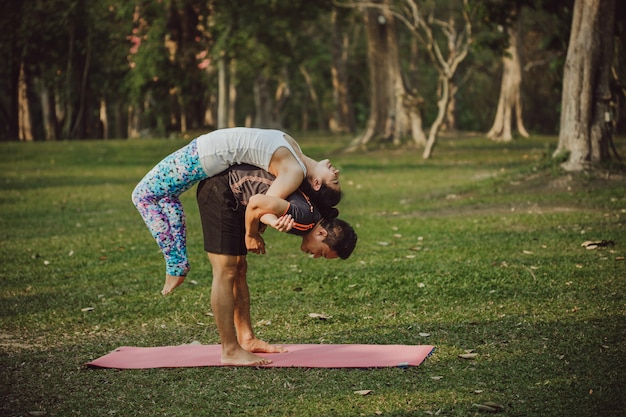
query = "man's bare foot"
xmin=221 ymin=347 xmax=272 ymax=366
xmin=162 ymin=267 xmax=190 ymax=295
xmin=241 ymin=337 xmax=287 ymax=354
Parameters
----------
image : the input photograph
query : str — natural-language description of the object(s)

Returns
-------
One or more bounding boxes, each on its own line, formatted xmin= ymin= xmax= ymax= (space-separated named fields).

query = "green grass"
xmin=1 ymin=134 xmax=625 ymax=416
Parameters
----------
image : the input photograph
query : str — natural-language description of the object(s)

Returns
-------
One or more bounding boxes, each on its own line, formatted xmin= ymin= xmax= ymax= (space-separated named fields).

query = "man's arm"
xmin=244 ymin=194 xmax=294 ymax=253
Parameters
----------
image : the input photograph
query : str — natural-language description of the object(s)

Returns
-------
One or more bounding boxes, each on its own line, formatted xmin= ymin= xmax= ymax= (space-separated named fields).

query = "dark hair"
xmin=299 ymin=181 xmax=342 ymax=211
xmin=320 ymin=218 xmax=357 ymax=260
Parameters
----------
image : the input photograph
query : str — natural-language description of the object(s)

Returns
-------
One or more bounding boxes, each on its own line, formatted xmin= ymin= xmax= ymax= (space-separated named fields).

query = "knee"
xmin=210 ymin=256 xmax=246 ymax=281
xmin=131 ymin=184 xmax=143 ymax=207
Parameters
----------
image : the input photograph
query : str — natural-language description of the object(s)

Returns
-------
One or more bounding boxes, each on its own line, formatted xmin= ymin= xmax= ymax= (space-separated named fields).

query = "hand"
xmin=272 ymin=214 xmax=294 ymax=232
xmin=246 ymin=233 xmax=266 ymax=254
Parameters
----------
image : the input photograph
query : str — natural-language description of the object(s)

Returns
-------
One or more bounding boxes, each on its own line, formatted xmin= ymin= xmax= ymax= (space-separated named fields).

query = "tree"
xmin=345 ymin=0 xmax=425 ymax=152
xmin=555 ymin=0 xmax=616 ymax=171
xmin=486 ymin=2 xmax=529 ymax=141
xmin=330 ymin=7 xmax=357 ymax=133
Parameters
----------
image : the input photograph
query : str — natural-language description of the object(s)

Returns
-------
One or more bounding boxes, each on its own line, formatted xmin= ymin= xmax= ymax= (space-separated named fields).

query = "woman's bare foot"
xmin=221 ymin=347 xmax=272 ymax=366
xmin=162 ymin=267 xmax=190 ymax=295
xmin=240 ymin=337 xmax=287 ymax=354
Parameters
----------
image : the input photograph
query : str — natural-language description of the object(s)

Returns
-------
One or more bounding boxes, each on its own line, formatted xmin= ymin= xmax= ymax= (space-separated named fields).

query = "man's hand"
xmin=246 ymin=233 xmax=266 ymax=254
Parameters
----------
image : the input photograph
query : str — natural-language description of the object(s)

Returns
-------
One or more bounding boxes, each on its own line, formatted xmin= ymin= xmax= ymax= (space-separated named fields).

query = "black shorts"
xmin=196 ymin=172 xmax=247 ymax=256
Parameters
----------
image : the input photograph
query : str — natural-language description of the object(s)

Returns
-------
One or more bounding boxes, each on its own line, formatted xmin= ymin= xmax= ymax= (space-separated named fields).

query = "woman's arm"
xmin=265 ymin=147 xmax=305 ymax=198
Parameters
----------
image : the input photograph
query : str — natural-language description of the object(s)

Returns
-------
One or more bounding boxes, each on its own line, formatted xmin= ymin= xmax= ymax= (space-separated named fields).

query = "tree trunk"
xmin=442 ymin=79 xmax=458 ymax=131
xmin=346 ymin=1 xmax=424 ymax=152
xmin=128 ymin=105 xmax=140 ymax=139
xmin=423 ymin=75 xmax=449 ymax=159
xmin=99 ymin=98 xmax=108 ymax=139
xmin=217 ymin=56 xmax=229 ymax=129
xmin=487 ymin=8 xmax=529 ymax=142
xmin=330 ymin=8 xmax=356 ymax=133
xmin=299 ymin=65 xmax=326 ymax=131
xmin=18 ymin=62 xmax=33 ymax=141
xmin=228 ymin=59 xmax=237 ymax=127
xmin=253 ymin=73 xmax=286 ymax=129
xmin=70 ymin=30 xmax=91 ymax=139
xmin=555 ymin=0 xmax=615 ymax=171
xmin=38 ymin=79 xmax=58 ymax=140
xmin=177 ymin=88 xmax=187 ymax=133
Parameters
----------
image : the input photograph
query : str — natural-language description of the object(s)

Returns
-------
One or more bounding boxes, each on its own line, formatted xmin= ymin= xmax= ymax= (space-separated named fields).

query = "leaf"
xmin=430 ymin=376 xmax=444 ymax=380
xmin=472 ymin=402 xmax=505 ymax=413
xmin=419 ymin=332 xmax=431 ymax=337
xmin=483 ymin=402 xmax=505 ymax=411
xmin=308 ymin=313 xmax=332 ymax=320
xmin=354 ymin=389 xmax=373 ymax=396
xmin=581 ymin=240 xmax=614 ymax=249
xmin=459 ymin=353 xmax=478 ymax=359
xmin=81 ymin=307 xmax=95 ymax=312
xmin=472 ymin=403 xmax=498 ymax=412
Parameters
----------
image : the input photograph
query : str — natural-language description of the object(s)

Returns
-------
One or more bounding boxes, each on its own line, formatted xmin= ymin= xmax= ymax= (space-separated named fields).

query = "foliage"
xmin=2 ymin=0 xmax=608 ymax=141
xmin=1 ymin=134 xmax=625 ymax=416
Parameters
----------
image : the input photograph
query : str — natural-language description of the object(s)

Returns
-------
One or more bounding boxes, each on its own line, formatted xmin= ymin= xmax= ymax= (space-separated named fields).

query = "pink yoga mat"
xmin=86 ymin=344 xmax=435 ymax=369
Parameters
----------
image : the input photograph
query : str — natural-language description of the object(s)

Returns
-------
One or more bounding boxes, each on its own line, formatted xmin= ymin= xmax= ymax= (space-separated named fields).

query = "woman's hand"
xmin=270 ymin=214 xmax=294 ymax=232
xmin=245 ymin=233 xmax=266 ymax=254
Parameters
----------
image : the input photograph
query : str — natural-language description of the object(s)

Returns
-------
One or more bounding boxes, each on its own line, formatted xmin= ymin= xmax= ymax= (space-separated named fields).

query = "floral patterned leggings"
xmin=131 ymin=139 xmax=208 ymax=276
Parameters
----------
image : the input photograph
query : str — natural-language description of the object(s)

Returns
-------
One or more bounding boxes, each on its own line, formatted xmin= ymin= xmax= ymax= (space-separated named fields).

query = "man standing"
xmin=196 ymin=165 xmax=356 ymax=365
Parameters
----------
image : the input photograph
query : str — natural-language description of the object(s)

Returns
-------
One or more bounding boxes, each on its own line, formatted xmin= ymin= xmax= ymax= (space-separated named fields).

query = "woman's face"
xmin=317 ymin=159 xmax=340 ymax=190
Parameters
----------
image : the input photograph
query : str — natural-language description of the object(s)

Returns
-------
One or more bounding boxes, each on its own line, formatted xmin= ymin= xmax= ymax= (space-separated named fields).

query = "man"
xmin=196 ymin=165 xmax=357 ymax=365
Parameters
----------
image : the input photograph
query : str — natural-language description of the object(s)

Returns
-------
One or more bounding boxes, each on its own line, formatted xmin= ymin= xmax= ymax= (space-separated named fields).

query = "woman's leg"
xmin=131 ymin=139 xmax=206 ymax=291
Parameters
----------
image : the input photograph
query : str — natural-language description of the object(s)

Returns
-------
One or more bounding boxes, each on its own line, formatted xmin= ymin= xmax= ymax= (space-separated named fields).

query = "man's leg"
xmin=208 ymin=252 xmax=271 ymax=366
xmin=231 ymin=257 xmax=286 ymax=354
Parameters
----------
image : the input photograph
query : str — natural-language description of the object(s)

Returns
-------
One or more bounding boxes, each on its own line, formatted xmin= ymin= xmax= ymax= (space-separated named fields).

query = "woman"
xmin=132 ymin=127 xmax=341 ymax=294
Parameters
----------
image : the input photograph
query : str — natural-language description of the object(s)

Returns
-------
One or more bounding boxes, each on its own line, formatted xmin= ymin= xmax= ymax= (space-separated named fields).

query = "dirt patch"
xmin=394 ymin=203 xmax=588 ymax=219
xmin=0 ymin=332 xmax=42 ymax=351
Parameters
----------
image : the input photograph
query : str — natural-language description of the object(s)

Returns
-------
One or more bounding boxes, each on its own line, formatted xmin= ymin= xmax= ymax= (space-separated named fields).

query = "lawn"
xmin=1 ymin=134 xmax=624 ymax=416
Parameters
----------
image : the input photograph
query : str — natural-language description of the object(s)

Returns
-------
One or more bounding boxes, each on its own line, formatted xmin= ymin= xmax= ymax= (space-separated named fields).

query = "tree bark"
xmin=18 ymin=62 xmax=33 ymax=141
xmin=555 ymin=0 xmax=615 ymax=171
xmin=487 ymin=7 xmax=529 ymax=142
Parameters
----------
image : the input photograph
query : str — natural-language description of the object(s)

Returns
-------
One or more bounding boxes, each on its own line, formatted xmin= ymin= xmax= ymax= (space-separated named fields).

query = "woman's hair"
xmin=320 ymin=218 xmax=357 ymax=260
xmin=299 ymin=181 xmax=342 ymax=211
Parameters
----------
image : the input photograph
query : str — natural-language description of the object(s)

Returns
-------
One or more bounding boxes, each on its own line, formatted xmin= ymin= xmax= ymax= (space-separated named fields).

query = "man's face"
xmin=300 ymin=226 xmax=338 ymax=259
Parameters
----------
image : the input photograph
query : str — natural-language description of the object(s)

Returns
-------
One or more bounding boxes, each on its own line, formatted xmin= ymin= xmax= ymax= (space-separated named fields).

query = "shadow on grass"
xmin=1 ymin=313 xmax=623 ymax=417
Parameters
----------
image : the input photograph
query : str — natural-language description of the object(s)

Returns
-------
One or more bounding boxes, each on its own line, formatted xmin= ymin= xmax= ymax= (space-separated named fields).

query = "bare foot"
xmin=241 ymin=337 xmax=287 ymax=354
xmin=221 ymin=347 xmax=273 ymax=366
xmin=161 ymin=267 xmax=190 ymax=295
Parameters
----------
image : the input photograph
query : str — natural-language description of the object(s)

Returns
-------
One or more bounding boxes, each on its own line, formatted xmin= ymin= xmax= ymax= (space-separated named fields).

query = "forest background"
xmin=1 ymin=0 xmax=625 ymax=168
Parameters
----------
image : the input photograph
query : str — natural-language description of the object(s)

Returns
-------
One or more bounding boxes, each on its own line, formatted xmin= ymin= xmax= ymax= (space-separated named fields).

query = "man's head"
xmin=300 ymin=218 xmax=357 ymax=260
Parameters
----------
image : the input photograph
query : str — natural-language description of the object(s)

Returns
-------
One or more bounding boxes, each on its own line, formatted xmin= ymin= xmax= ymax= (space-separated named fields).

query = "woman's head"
xmin=311 ymin=159 xmax=340 ymax=191
xmin=299 ymin=180 xmax=342 ymax=209
xmin=302 ymin=159 xmax=342 ymax=208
